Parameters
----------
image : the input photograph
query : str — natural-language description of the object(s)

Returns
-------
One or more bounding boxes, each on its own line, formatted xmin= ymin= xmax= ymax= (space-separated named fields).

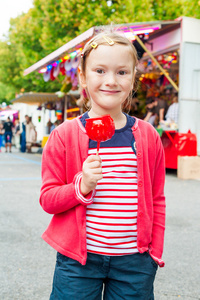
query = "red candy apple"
xmin=85 ymin=115 xmax=115 ymax=154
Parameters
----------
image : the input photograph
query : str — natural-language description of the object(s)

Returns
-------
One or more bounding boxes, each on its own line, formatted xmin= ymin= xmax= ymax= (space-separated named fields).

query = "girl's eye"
xmin=96 ymin=69 xmax=104 ymax=74
xmin=118 ymin=70 xmax=127 ymax=75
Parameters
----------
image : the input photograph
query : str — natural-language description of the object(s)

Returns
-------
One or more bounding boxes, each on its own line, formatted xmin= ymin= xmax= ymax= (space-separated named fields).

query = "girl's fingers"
xmin=90 ymin=173 xmax=103 ymax=181
xmin=88 ymin=160 xmax=102 ymax=169
xmin=83 ymin=155 xmax=102 ymax=169
xmin=86 ymin=155 xmax=102 ymax=164
xmin=92 ymin=167 xmax=103 ymax=175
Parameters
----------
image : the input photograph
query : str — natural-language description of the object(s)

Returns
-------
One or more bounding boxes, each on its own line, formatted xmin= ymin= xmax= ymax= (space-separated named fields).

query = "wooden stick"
xmin=131 ymin=30 xmax=179 ymax=92
xmin=96 ymin=141 xmax=100 ymax=155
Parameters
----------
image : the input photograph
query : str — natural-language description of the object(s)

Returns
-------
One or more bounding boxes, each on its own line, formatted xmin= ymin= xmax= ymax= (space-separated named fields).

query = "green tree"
xmin=0 ymin=82 xmax=15 ymax=104
xmin=182 ymin=0 xmax=200 ymax=19
xmin=0 ymin=0 xmax=200 ymax=103
xmin=32 ymin=0 xmax=153 ymax=52
xmin=0 ymin=0 xmax=153 ymax=102
xmin=151 ymin=0 xmax=200 ymax=20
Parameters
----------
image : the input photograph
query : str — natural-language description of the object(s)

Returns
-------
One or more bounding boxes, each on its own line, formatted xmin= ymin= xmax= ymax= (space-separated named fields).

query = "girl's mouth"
xmin=100 ymin=89 xmax=120 ymax=94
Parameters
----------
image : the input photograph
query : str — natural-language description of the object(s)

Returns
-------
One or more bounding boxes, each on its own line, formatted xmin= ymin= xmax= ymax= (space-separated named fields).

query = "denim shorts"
xmin=5 ymin=132 xmax=12 ymax=143
xmin=50 ymin=251 xmax=158 ymax=300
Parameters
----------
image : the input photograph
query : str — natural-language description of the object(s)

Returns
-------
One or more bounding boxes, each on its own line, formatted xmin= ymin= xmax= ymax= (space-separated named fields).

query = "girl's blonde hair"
xmin=80 ymin=31 xmax=139 ymax=111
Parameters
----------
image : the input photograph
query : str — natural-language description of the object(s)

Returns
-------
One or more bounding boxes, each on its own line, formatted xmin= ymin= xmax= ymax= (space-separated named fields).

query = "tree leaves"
xmin=0 ymin=0 xmax=200 ymax=103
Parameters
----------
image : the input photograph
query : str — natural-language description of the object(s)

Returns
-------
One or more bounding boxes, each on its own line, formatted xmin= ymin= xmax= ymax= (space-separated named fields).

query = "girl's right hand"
xmin=80 ymin=155 xmax=103 ymax=196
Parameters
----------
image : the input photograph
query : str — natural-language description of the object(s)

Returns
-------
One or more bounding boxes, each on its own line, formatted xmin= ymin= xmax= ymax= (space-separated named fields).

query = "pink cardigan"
xmin=40 ymin=116 xmax=166 ymax=267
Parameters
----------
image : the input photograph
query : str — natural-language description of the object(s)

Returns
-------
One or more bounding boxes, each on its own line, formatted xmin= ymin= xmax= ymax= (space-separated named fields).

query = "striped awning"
xmin=23 ymin=20 xmax=181 ymax=77
xmin=23 ymin=27 xmax=95 ymax=76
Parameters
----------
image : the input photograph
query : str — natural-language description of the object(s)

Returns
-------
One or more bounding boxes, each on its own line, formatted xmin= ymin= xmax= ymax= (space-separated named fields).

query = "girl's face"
xmin=81 ymin=44 xmax=135 ymax=116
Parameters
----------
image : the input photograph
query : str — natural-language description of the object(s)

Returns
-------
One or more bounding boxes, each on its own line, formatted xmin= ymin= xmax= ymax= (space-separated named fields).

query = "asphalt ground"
xmin=0 ymin=147 xmax=200 ymax=300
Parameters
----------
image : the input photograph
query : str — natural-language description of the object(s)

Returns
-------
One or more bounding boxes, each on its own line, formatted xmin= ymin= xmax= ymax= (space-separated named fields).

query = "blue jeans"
xmin=50 ymin=252 xmax=158 ymax=300
xmin=0 ymin=135 xmax=2 ymax=149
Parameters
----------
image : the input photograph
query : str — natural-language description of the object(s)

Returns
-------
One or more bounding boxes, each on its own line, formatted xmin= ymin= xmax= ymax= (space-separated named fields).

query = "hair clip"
xmin=90 ymin=42 xmax=98 ymax=49
xmin=80 ymin=53 xmax=84 ymax=58
xmin=102 ymin=35 xmax=114 ymax=46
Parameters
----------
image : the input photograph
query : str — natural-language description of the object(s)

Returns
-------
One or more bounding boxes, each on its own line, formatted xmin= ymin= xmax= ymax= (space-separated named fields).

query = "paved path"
xmin=0 ymin=147 xmax=200 ymax=299
xmin=155 ymin=170 xmax=200 ymax=300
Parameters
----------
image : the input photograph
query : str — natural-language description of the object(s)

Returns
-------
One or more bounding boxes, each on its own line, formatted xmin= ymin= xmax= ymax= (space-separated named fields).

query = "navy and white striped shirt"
xmin=81 ymin=112 xmax=139 ymax=256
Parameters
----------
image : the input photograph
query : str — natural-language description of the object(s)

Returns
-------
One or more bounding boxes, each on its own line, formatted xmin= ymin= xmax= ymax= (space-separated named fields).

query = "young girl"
xmin=40 ymin=32 xmax=166 ymax=300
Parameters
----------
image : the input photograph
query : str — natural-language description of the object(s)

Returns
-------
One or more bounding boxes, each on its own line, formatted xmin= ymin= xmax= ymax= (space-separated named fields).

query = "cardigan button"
xmin=137 ymin=151 xmax=142 ymax=157
xmin=138 ymin=181 xmax=143 ymax=187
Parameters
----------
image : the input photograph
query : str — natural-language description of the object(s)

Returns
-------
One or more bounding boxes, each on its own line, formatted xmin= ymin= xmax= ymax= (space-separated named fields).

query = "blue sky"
xmin=0 ymin=0 xmax=33 ymax=40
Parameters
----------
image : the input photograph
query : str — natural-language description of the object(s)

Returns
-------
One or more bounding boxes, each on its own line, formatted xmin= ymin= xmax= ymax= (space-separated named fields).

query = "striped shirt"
xmin=81 ymin=112 xmax=139 ymax=256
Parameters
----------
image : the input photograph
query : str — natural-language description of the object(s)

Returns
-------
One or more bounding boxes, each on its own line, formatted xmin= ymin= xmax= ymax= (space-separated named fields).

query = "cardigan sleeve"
xmin=39 ymin=129 xmax=94 ymax=215
xmin=149 ymin=132 xmax=166 ymax=267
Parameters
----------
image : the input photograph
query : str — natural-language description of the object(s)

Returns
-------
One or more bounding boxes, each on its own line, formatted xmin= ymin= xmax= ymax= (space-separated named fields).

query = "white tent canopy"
xmin=12 ymin=92 xmax=61 ymax=105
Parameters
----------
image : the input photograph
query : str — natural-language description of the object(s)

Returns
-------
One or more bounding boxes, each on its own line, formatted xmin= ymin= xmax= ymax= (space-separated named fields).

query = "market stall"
xmin=23 ymin=17 xmax=200 ymax=166
xmin=23 ymin=20 xmax=181 ymax=122
xmin=12 ymin=92 xmax=64 ymax=142
xmin=136 ymin=17 xmax=200 ymax=167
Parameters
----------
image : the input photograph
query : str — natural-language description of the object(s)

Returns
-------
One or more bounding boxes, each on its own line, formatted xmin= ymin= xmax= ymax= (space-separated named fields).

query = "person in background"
xmin=165 ymin=93 xmax=179 ymax=124
xmin=0 ymin=122 xmax=4 ymax=152
xmin=20 ymin=119 xmax=26 ymax=153
xmin=144 ymin=96 xmax=168 ymax=127
xmin=47 ymin=119 xmax=53 ymax=134
xmin=154 ymin=96 xmax=168 ymax=125
xmin=3 ymin=116 xmax=14 ymax=153
xmin=143 ymin=97 xmax=157 ymax=125
xmin=50 ymin=120 xmax=59 ymax=133
xmin=26 ymin=116 xmax=36 ymax=153
xmin=40 ymin=32 xmax=166 ymax=300
xmin=14 ymin=119 xmax=21 ymax=150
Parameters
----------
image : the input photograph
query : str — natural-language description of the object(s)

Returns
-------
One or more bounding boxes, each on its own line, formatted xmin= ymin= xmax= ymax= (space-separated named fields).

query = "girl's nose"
xmin=105 ymin=72 xmax=117 ymax=86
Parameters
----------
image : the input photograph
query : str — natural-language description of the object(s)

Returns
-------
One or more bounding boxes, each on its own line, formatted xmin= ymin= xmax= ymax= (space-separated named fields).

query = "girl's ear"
xmin=79 ymin=67 xmax=87 ymax=88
